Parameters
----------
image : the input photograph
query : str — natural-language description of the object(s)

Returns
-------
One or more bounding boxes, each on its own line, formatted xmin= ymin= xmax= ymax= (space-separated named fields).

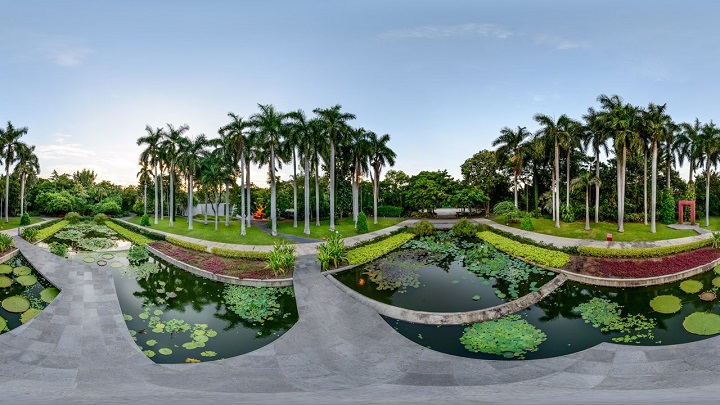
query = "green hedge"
xmin=210 ymin=247 xmax=269 ymax=260
xmin=27 ymin=218 xmax=62 ymax=231
xmin=347 ymin=232 xmax=415 ymax=265
xmin=105 ymin=221 xmax=153 ymax=245
xmin=166 ymin=236 xmax=208 ymax=252
xmin=483 ymin=225 xmax=579 ymax=255
xmin=377 ymin=205 xmax=403 ymax=217
xmin=578 ymin=238 xmax=713 ymax=258
xmin=477 ymin=231 xmax=570 ymax=268
xmin=35 ymin=220 xmax=69 ymax=242
xmin=109 ymin=219 xmax=166 ymax=241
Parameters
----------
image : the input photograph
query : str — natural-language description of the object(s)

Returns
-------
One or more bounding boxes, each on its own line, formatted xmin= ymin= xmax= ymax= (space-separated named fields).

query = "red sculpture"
xmin=678 ymin=200 xmax=696 ymax=225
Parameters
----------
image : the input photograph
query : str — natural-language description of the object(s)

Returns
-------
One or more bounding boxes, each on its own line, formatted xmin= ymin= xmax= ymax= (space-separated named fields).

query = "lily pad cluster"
xmin=121 ymin=262 xmax=160 ymax=280
xmin=363 ymin=250 xmax=422 ymax=292
xmin=573 ymin=298 xmax=657 ymax=343
xmin=223 ymin=285 xmax=295 ymax=323
xmin=459 ymin=314 xmax=547 ymax=359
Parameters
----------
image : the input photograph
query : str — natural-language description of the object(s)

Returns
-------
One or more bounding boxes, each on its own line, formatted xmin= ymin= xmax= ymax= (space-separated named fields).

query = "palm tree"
xmin=288 ymin=110 xmax=315 ymax=235
xmin=199 ymin=150 xmax=230 ymax=232
xmin=313 ymin=105 xmax=356 ymax=232
xmin=220 ymin=112 xmax=251 ymax=235
xmin=282 ymin=113 xmax=303 ymax=229
xmin=250 ymin=104 xmax=286 ymax=237
xmin=571 ymin=172 xmax=601 ymax=231
xmin=699 ymin=121 xmax=720 ymax=227
xmin=559 ymin=118 xmax=582 ymax=207
xmin=368 ymin=132 xmax=396 ymax=225
xmin=161 ymin=124 xmax=189 ymax=227
xmin=348 ymin=127 xmax=372 ymax=226
xmin=677 ymin=118 xmax=704 ymax=182
xmin=0 ymin=121 xmax=28 ymax=223
xmin=643 ymin=103 xmax=671 ymax=233
xmin=582 ymin=107 xmax=609 ymax=223
xmin=15 ymin=144 xmax=39 ymax=218
xmin=309 ymin=119 xmax=325 ymax=227
xmin=534 ymin=115 xmax=571 ymax=228
xmin=492 ymin=126 xmax=532 ymax=208
xmin=178 ymin=134 xmax=208 ymax=230
xmin=136 ymin=163 xmax=153 ymax=216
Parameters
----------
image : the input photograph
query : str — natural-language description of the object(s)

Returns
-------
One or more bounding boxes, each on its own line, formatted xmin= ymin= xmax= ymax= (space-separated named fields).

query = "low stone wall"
xmin=146 ymin=245 xmax=293 ymax=287
xmin=554 ymin=257 xmax=720 ymax=287
xmin=325 ymin=271 xmax=567 ymax=325
xmin=0 ymin=248 xmax=19 ymax=264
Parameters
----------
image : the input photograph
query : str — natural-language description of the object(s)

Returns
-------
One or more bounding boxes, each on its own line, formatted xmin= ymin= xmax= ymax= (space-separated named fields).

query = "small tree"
xmin=356 ymin=212 xmax=369 ymax=234
xmin=493 ymin=201 xmax=521 ymax=225
xmin=660 ymin=187 xmax=676 ymax=225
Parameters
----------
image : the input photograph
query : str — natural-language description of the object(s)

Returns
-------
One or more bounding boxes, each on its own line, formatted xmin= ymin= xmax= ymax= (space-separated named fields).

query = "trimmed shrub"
xmin=210 ymin=247 xmax=269 ymax=260
xmin=560 ymin=204 xmax=575 ymax=223
xmin=166 ymin=236 xmax=207 ymax=252
xmin=19 ymin=213 xmax=30 ymax=226
xmin=347 ymin=232 xmax=415 ymax=265
xmin=35 ymin=220 xmax=69 ymax=241
xmin=476 ymin=231 xmax=570 ymax=268
xmin=484 ymin=225 xmax=578 ymax=255
xmin=65 ymin=212 xmax=82 ymax=224
xmin=377 ymin=205 xmax=403 ymax=217
xmin=356 ymin=212 xmax=369 ymax=234
xmin=660 ymin=187 xmax=676 ymax=225
xmin=624 ymin=213 xmax=644 ymax=223
xmin=94 ymin=213 xmax=109 ymax=225
xmin=413 ymin=219 xmax=436 ymax=237
xmin=520 ymin=217 xmax=534 ymax=231
xmin=22 ymin=227 xmax=38 ymax=242
xmin=452 ymin=218 xmax=477 ymax=238
xmin=578 ymin=238 xmax=712 ymax=258
xmin=140 ymin=214 xmax=150 ymax=227
xmin=109 ymin=219 xmax=165 ymax=241
xmin=105 ymin=221 xmax=153 ymax=245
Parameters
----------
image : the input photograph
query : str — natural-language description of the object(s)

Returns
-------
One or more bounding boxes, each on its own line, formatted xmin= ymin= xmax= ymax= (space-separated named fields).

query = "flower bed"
xmin=149 ymin=241 xmax=280 ymax=279
xmin=563 ymin=247 xmax=720 ymax=278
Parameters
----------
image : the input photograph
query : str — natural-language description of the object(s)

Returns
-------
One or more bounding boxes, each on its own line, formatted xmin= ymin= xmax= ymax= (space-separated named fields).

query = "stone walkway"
xmin=4 ymin=220 xmax=720 ymax=403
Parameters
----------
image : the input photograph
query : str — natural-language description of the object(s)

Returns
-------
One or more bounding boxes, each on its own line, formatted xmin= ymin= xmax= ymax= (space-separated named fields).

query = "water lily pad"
xmin=16 ymin=275 xmax=37 ymax=286
xmin=182 ymin=342 xmax=198 ymax=350
xmin=193 ymin=329 xmax=206 ymax=336
xmin=153 ymin=309 xmax=163 ymax=316
xmin=205 ymin=330 xmax=217 ymax=338
xmin=166 ymin=292 xmax=177 ymax=298
xmin=185 ymin=358 xmax=201 ymax=363
xmin=200 ymin=351 xmax=216 ymax=357
xmin=20 ymin=308 xmax=42 ymax=324
xmin=0 ymin=276 xmax=12 ymax=288
xmin=129 ymin=330 xmax=137 ymax=336
xmin=146 ymin=339 xmax=157 ymax=346
xmin=683 ymin=312 xmax=720 ymax=335
xmin=715 ymin=264 xmax=720 ymax=275
xmin=471 ymin=295 xmax=481 ymax=301
xmin=40 ymin=287 xmax=60 ymax=303
xmin=700 ymin=291 xmax=717 ymax=301
xmin=712 ymin=277 xmax=720 ymax=288
xmin=158 ymin=348 xmax=172 ymax=355
xmin=0 ymin=316 xmax=6 ymax=330
xmin=138 ymin=312 xmax=149 ymax=320
xmin=110 ymin=261 xmax=123 ymax=268
xmin=156 ymin=289 xmax=165 ymax=294
xmin=2 ymin=296 xmax=30 ymax=313
xmin=102 ymin=253 xmax=114 ymax=260
xmin=123 ymin=314 xmax=133 ymax=321
xmin=83 ymin=257 xmax=96 ymax=263
xmin=13 ymin=266 xmax=31 ymax=276
xmin=649 ymin=295 xmax=682 ymax=314
xmin=143 ymin=350 xmax=155 ymax=358
xmin=680 ymin=280 xmax=703 ymax=293
xmin=192 ymin=334 xmax=209 ymax=343
xmin=0 ymin=264 xmax=11 ymax=274
xmin=96 ymin=260 xmax=107 ymax=266
xmin=158 ymin=281 xmax=166 ymax=287
xmin=451 ymin=280 xmax=459 ymax=284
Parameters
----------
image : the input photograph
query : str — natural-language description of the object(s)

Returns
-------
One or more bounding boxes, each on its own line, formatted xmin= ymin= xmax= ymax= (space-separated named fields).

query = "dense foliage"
xmin=451 ymin=218 xmax=477 ymax=238
xmin=222 ymin=285 xmax=294 ymax=323
xmin=266 ymin=242 xmax=295 ymax=276
xmin=460 ymin=315 xmax=547 ymax=359
xmin=317 ymin=233 xmax=347 ymax=270
xmin=346 ymin=232 xmax=415 ymax=265
xmin=412 ymin=219 xmax=436 ymax=237
xmin=476 ymin=231 xmax=570 ymax=268
xmin=577 ymin=239 xmax=712 ymax=258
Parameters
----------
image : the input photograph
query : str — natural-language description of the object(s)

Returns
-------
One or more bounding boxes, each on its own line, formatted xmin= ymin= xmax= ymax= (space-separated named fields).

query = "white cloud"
xmin=535 ymin=34 xmax=587 ymax=50
xmin=379 ymin=23 xmax=512 ymax=40
xmin=36 ymin=143 xmax=94 ymax=159
xmin=0 ymin=31 xmax=92 ymax=67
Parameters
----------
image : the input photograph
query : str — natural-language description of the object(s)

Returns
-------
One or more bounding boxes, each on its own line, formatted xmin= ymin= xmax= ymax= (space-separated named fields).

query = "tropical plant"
xmin=0 ymin=121 xmax=28 ymax=223
xmin=493 ymin=201 xmax=522 ymax=224
xmin=49 ymin=242 xmax=68 ymax=257
xmin=316 ymin=233 xmax=347 ymax=270
xmin=698 ymin=121 xmax=720 ymax=227
xmin=127 ymin=244 xmax=149 ymax=264
xmin=570 ymin=172 xmax=600 ymax=230
xmin=659 ymin=187 xmax=676 ymax=225
xmin=520 ymin=216 xmax=534 ymax=231
xmin=266 ymin=242 xmax=295 ymax=276
xmin=460 ymin=315 xmax=547 ymax=359
xmin=534 ymin=114 xmax=573 ymax=228
xmin=367 ymin=132 xmax=396 ymax=225
xmin=219 ymin=112 xmax=250 ymax=235
xmin=137 ymin=125 xmax=164 ymax=225
xmin=412 ymin=219 xmax=436 ymax=237
xmin=15 ymin=143 xmax=39 ymax=218
xmin=451 ymin=218 xmax=476 ymax=238
xmin=0 ymin=234 xmax=13 ymax=252
xmin=22 ymin=227 xmax=38 ymax=242
xmin=93 ymin=213 xmax=108 ymax=224
xmin=161 ymin=123 xmax=189 ymax=227
xmin=177 ymin=133 xmax=208 ymax=230
xmin=356 ymin=212 xmax=369 ymax=234
xmin=251 ymin=104 xmax=287 ymax=236
xmin=582 ymin=107 xmax=609 ymax=223
xmin=643 ymin=103 xmax=673 ymax=233
xmin=492 ymin=126 xmax=532 ymax=208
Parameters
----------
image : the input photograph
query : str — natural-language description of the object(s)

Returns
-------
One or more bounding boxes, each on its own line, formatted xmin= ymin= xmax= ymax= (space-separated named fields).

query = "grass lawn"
xmin=699 ymin=217 xmax=720 ymax=232
xmin=127 ymin=216 xmax=290 ymax=245
xmin=1 ymin=217 xmax=43 ymax=231
xmin=275 ymin=217 xmax=404 ymax=240
xmin=493 ymin=216 xmax=698 ymax=242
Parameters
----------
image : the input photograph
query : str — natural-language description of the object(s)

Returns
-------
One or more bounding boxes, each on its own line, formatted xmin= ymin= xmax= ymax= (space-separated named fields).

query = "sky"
xmin=2 ymin=0 xmax=720 ymax=186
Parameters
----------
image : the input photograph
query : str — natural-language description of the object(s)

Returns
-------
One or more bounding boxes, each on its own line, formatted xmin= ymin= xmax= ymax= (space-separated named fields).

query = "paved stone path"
xmin=4 ymin=220 xmax=720 ymax=403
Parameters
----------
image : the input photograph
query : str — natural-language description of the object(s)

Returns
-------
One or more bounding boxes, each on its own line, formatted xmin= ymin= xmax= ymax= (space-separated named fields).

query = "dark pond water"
xmin=72 ymin=251 xmax=300 ymax=364
xmin=0 ymin=253 xmax=59 ymax=334
xmin=39 ymin=222 xmax=131 ymax=253
xmin=386 ymin=268 xmax=720 ymax=360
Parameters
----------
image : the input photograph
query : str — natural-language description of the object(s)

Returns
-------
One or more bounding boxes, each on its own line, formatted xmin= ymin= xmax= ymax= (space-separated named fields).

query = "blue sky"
xmin=2 ymin=0 xmax=719 ymax=185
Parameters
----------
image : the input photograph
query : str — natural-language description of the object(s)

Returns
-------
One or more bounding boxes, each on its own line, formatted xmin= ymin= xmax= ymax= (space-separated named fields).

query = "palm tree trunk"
xmin=169 ymin=163 xmax=174 ymax=227
xmin=143 ymin=182 xmax=147 ymax=215
xmin=666 ymin=150 xmax=671 ymax=189
xmin=154 ymin=166 xmax=159 ymax=224
xmin=643 ymin=148 xmax=648 ymax=225
xmin=20 ymin=174 xmax=25 ymax=217
xmin=215 ymin=196 xmax=219 ymax=232
xmin=293 ymin=149 xmax=298 ymax=228
xmin=270 ymin=146 xmax=277 ymax=237
xmin=304 ymin=157 xmax=310 ymax=235
xmin=188 ymin=175 xmax=194 ymax=230
xmin=618 ymin=146 xmax=626 ymax=233
xmin=373 ymin=167 xmax=379 ymax=225
xmin=352 ymin=159 xmax=359 ymax=226
xmin=513 ymin=169 xmax=518 ymax=208
xmin=554 ymin=140 xmax=560 ymax=228
xmin=595 ymin=148 xmax=600 ymax=223
xmin=566 ymin=147 xmax=570 ymax=207
xmin=329 ymin=141 xmax=336 ymax=232
xmin=315 ymin=164 xmax=320 ymax=227
xmin=4 ymin=164 xmax=10 ymax=223
xmin=160 ymin=168 xmax=164 ymax=220
xmin=246 ymin=160 xmax=252 ymax=228
xmin=225 ymin=183 xmax=230 ymax=227
xmin=585 ymin=187 xmax=590 ymax=230
xmin=204 ymin=193 xmax=208 ymax=224
xmin=706 ymin=159 xmax=711 ymax=227
xmin=651 ymin=141 xmax=658 ymax=233
xmin=240 ymin=152 xmax=246 ymax=236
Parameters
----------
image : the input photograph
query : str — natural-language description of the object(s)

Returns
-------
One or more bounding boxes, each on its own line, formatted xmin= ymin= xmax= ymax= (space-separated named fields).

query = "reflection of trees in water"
xmin=363 ymin=250 xmax=424 ymax=292
xmin=133 ymin=259 xmax=217 ymax=313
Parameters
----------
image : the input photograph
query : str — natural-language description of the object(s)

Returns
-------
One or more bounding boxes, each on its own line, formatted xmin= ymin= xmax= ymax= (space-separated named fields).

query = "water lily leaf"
xmin=0 ymin=264 xmax=11 ymax=274
xmin=153 ymin=309 xmax=163 ymax=316
xmin=471 ymin=295 xmax=480 ymax=301
xmin=205 ymin=330 xmax=217 ymax=338
xmin=182 ymin=342 xmax=198 ymax=350
xmin=158 ymin=281 xmax=166 ymax=287
xmin=20 ymin=308 xmax=42 ymax=324
xmin=13 ymin=266 xmax=31 ymax=276
xmin=40 ymin=287 xmax=60 ymax=303
xmin=649 ymin=295 xmax=682 ymax=314
xmin=146 ymin=339 xmax=157 ymax=346
xmin=16 ymin=275 xmax=37 ymax=286
xmin=123 ymin=314 xmax=133 ymax=321
xmin=166 ymin=292 xmax=177 ymax=298
xmin=192 ymin=334 xmax=209 ymax=343
xmin=138 ymin=312 xmax=149 ymax=320
xmin=110 ymin=261 xmax=123 ymax=268
xmin=143 ymin=350 xmax=155 ymax=358
xmin=200 ymin=351 xmax=216 ymax=357
xmin=683 ymin=312 xmax=720 ymax=335
xmin=2 ymin=296 xmax=30 ymax=313
xmin=102 ymin=253 xmax=114 ymax=260
xmin=0 ymin=276 xmax=12 ymax=288
xmin=0 ymin=316 xmax=6 ymax=330
xmin=680 ymin=280 xmax=703 ymax=293
xmin=83 ymin=257 xmax=96 ymax=263
xmin=185 ymin=358 xmax=201 ymax=363
xmin=156 ymin=289 xmax=165 ymax=294
xmin=158 ymin=348 xmax=172 ymax=355
xmin=451 ymin=280 xmax=459 ymax=284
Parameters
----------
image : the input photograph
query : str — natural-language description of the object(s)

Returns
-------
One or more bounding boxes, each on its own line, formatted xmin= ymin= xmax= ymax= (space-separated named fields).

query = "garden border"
xmin=145 ymin=244 xmax=293 ymax=287
xmin=325 ymin=270 xmax=567 ymax=325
